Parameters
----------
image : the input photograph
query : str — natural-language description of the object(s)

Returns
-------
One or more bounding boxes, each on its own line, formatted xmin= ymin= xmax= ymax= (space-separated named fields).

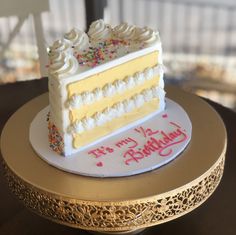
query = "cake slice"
xmin=48 ymin=20 xmax=165 ymax=156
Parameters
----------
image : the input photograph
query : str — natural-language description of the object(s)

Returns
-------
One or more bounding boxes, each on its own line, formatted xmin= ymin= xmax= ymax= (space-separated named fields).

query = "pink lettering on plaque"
xmin=124 ymin=122 xmax=188 ymax=165
xmin=162 ymin=114 xmax=168 ymax=118
xmin=115 ymin=137 xmax=138 ymax=148
xmin=134 ymin=126 xmax=159 ymax=137
xmin=96 ymin=162 xmax=103 ymax=167
xmin=88 ymin=146 xmax=114 ymax=158
xmin=87 ymin=119 xmax=189 ymax=168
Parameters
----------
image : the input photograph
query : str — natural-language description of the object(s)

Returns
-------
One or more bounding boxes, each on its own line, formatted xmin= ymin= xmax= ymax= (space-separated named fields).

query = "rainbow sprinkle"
xmin=48 ymin=114 xmax=64 ymax=156
xmin=76 ymin=39 xmax=134 ymax=68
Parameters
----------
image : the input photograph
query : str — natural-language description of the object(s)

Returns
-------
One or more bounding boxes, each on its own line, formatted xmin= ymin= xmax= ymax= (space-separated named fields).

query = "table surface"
xmin=0 ymin=78 xmax=236 ymax=235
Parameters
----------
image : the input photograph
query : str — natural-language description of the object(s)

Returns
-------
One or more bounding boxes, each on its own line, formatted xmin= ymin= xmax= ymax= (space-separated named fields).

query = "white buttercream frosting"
xmin=124 ymin=98 xmax=135 ymax=113
xmin=134 ymin=71 xmax=145 ymax=85
xmin=142 ymin=89 xmax=153 ymax=102
xmin=88 ymin=19 xmax=112 ymax=41
xmin=134 ymin=27 xmax=160 ymax=46
xmin=50 ymin=39 xmax=72 ymax=54
xmin=68 ymin=86 xmax=165 ymax=134
xmin=48 ymin=20 xmax=163 ymax=81
xmin=49 ymin=51 xmax=64 ymax=63
xmin=134 ymin=94 xmax=145 ymax=107
xmin=103 ymin=84 xmax=116 ymax=97
xmin=113 ymin=22 xmax=136 ymax=40
xmin=66 ymin=65 xmax=163 ymax=108
xmin=49 ymin=52 xmax=78 ymax=78
xmin=82 ymin=117 xmax=95 ymax=130
xmin=64 ymin=28 xmax=90 ymax=52
xmin=124 ymin=76 xmax=136 ymax=89
xmin=144 ymin=67 xmax=154 ymax=80
xmin=108 ymin=107 xmax=118 ymax=119
xmin=81 ymin=91 xmax=94 ymax=104
xmin=151 ymin=86 xmax=158 ymax=97
xmin=67 ymin=94 xmax=83 ymax=108
xmin=155 ymin=64 xmax=165 ymax=74
xmin=112 ymin=102 xmax=125 ymax=117
xmin=68 ymin=120 xmax=84 ymax=134
xmin=93 ymin=88 xmax=104 ymax=100
xmin=113 ymin=80 xmax=126 ymax=93
xmin=103 ymin=107 xmax=114 ymax=121
xmin=93 ymin=112 xmax=107 ymax=126
xmin=64 ymin=28 xmax=84 ymax=45
xmin=151 ymin=86 xmax=166 ymax=98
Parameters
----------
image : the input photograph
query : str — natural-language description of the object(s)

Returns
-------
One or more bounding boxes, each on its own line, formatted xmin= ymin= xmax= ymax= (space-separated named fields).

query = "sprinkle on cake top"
xmin=48 ymin=20 xmax=161 ymax=78
xmin=75 ymin=39 xmax=133 ymax=68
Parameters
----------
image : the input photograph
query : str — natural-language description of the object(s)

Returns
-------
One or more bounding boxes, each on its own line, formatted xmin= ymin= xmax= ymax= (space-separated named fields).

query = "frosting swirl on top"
xmin=88 ymin=19 xmax=112 ymax=41
xmin=64 ymin=28 xmax=90 ymax=52
xmin=48 ymin=20 xmax=162 ymax=79
xmin=50 ymin=39 xmax=72 ymax=54
xmin=49 ymin=52 xmax=78 ymax=78
xmin=49 ymin=51 xmax=64 ymax=63
xmin=113 ymin=23 xmax=136 ymax=39
xmin=134 ymin=27 xmax=160 ymax=46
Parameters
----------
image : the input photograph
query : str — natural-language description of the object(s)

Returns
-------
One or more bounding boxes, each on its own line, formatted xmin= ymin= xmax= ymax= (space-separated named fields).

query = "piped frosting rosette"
xmin=49 ymin=38 xmax=78 ymax=78
xmin=49 ymin=51 xmax=78 ymax=78
xmin=64 ymin=28 xmax=90 ymax=53
xmin=50 ymin=39 xmax=73 ymax=54
xmin=48 ymin=20 xmax=162 ymax=78
xmin=134 ymin=26 xmax=161 ymax=46
xmin=68 ymin=85 xmax=165 ymax=135
xmin=88 ymin=19 xmax=112 ymax=42
xmin=113 ymin=23 xmax=136 ymax=40
xmin=113 ymin=22 xmax=160 ymax=48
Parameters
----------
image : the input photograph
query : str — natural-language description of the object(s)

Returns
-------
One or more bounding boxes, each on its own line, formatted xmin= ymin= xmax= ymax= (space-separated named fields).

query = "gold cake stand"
xmin=1 ymin=86 xmax=226 ymax=234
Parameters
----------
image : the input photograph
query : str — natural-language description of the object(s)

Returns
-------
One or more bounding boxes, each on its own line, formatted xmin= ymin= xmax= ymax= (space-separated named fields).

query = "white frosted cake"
xmin=48 ymin=20 xmax=165 ymax=156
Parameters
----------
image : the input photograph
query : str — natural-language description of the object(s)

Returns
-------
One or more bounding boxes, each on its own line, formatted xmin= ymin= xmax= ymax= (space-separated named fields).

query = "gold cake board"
xmin=0 ymin=86 xmax=226 ymax=234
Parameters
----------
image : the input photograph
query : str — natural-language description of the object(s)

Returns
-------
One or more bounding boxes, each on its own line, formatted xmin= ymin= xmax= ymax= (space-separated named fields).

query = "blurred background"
xmin=0 ymin=0 xmax=236 ymax=110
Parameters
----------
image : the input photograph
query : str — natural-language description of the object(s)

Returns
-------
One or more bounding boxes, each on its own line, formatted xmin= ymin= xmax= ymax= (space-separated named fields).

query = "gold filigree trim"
xmin=2 ymin=154 xmax=225 ymax=232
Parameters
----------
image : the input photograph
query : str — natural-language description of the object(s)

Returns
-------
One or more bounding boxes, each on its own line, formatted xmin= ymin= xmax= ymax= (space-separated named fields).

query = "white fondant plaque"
xmin=30 ymin=99 xmax=192 ymax=177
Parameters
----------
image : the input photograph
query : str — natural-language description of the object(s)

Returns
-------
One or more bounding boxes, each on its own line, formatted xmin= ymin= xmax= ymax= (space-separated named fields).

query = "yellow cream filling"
xmin=73 ymin=98 xmax=159 ymax=148
xmin=70 ymin=75 xmax=160 ymax=122
xmin=67 ymin=51 xmax=158 ymax=97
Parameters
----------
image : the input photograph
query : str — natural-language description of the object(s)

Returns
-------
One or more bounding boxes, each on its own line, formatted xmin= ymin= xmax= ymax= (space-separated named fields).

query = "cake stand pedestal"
xmin=0 ymin=86 xmax=226 ymax=234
